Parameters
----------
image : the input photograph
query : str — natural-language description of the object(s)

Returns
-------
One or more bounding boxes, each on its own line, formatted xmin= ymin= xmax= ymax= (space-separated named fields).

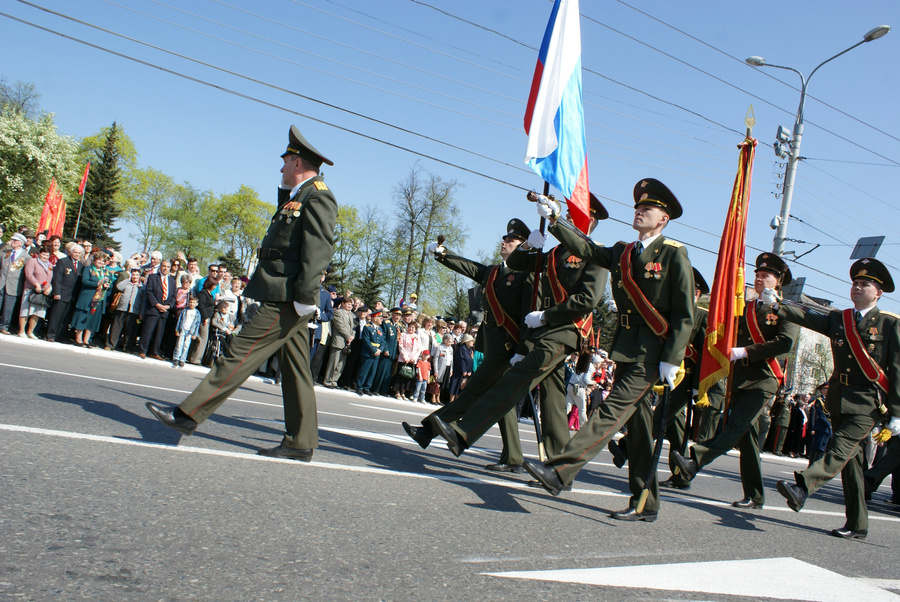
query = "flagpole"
xmin=73 ymin=189 xmax=86 ymax=240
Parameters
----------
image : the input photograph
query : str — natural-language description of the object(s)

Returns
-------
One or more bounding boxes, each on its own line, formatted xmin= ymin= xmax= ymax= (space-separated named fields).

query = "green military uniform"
xmin=683 ymin=254 xmax=799 ymax=506
xmin=374 ymin=314 xmax=401 ymax=394
xmin=777 ymin=258 xmax=900 ymax=533
xmin=357 ymin=316 xmax=386 ymax=394
xmin=770 ymin=394 xmax=792 ymax=454
xmin=176 ymin=126 xmax=337 ymax=452
xmin=442 ymin=231 xmax=606 ymax=456
xmin=544 ymin=215 xmax=694 ymax=513
xmin=408 ymin=222 xmax=533 ymax=464
xmin=664 ymin=304 xmax=726 ymax=487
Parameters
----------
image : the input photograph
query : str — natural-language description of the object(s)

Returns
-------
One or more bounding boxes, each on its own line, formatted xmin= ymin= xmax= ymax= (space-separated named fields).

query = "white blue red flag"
xmin=524 ymin=0 xmax=590 ymax=233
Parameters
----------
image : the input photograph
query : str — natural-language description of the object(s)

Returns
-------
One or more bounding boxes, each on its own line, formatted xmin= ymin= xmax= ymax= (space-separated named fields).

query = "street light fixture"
xmin=745 ymin=25 xmax=891 ymax=255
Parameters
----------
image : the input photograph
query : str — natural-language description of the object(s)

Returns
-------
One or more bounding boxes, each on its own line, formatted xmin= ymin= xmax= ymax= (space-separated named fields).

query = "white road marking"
xmin=2 ymin=422 xmax=899 ymax=524
xmin=487 ymin=557 xmax=900 ymax=600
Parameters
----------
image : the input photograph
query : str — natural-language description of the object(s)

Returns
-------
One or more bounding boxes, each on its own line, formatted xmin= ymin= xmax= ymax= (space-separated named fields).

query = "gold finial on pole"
xmin=745 ymin=104 xmax=756 ymax=137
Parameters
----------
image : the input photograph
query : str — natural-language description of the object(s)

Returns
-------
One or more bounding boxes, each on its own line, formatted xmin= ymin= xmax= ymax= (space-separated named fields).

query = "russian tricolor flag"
xmin=524 ymin=0 xmax=590 ymax=233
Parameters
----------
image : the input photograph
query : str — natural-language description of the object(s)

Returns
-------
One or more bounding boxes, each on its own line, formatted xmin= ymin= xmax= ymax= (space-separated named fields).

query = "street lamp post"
xmin=746 ymin=25 xmax=891 ymax=256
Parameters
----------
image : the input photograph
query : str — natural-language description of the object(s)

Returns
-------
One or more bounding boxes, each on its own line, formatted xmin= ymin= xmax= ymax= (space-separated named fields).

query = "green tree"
xmin=66 ymin=122 xmax=123 ymax=249
xmin=330 ymin=204 xmax=366 ymax=291
xmin=217 ymin=185 xmax=271 ymax=272
xmin=118 ymin=167 xmax=177 ymax=253
xmin=0 ymin=107 xmax=79 ymax=234
xmin=443 ymin=273 xmax=470 ymax=322
xmin=217 ymin=248 xmax=245 ymax=278
xmin=355 ymin=256 xmax=387 ymax=307
xmin=157 ymin=184 xmax=222 ymax=266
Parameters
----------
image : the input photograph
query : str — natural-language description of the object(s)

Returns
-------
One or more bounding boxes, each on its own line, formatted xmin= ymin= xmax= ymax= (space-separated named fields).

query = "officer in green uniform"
xmin=146 ymin=125 xmax=337 ymax=462
xmin=524 ymin=179 xmax=694 ymax=522
xmin=357 ymin=309 xmax=386 ymax=395
xmin=773 ymin=258 xmax=900 ymax=539
xmin=374 ymin=308 xmax=402 ymax=395
xmin=770 ymin=393 xmax=794 ymax=455
xmin=606 ymin=268 xmax=724 ymax=491
xmin=402 ymin=218 xmax=533 ymax=471
xmin=425 ymin=197 xmax=609 ymax=466
xmin=672 ymin=253 xmax=799 ymax=508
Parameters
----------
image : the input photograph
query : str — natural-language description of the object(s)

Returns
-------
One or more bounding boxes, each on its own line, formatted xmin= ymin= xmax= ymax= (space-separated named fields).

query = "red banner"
xmin=696 ymin=137 xmax=757 ymax=404
xmin=78 ymin=162 xmax=91 ymax=196
xmin=37 ymin=178 xmax=66 ymax=238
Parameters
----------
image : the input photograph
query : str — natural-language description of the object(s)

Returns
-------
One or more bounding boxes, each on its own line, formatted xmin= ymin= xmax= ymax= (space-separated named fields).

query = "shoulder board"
xmin=616 ymin=241 xmax=628 ymax=248
xmin=880 ymin=310 xmax=900 ymax=320
xmin=662 ymin=239 xmax=683 ymax=248
xmin=314 ymin=181 xmax=329 ymax=191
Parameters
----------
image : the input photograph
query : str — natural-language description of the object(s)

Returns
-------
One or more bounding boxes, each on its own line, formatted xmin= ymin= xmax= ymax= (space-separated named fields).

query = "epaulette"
xmin=662 ymin=239 xmax=683 ymax=248
xmin=880 ymin=310 xmax=900 ymax=320
xmin=314 ymin=181 xmax=329 ymax=191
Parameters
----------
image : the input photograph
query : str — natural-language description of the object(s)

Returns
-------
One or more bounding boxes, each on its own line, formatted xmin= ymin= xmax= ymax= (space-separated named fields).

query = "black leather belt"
xmin=257 ymin=248 xmax=301 ymax=261
xmin=619 ymin=313 xmax=645 ymax=329
xmin=837 ymin=373 xmax=872 ymax=387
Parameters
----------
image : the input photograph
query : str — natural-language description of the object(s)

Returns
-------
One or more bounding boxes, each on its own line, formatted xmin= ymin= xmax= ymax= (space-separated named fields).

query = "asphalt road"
xmin=1 ymin=336 xmax=898 ymax=601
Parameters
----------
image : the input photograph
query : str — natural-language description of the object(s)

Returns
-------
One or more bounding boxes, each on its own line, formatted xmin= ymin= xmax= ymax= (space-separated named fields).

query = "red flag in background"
xmin=37 ymin=178 xmax=66 ymax=238
xmin=78 ymin=162 xmax=91 ymax=196
xmin=696 ymin=137 xmax=757 ymax=405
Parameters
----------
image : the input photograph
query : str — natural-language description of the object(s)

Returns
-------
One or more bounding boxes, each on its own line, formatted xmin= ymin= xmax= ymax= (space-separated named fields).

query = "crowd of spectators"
xmin=0 ymin=225 xmax=254 ymax=369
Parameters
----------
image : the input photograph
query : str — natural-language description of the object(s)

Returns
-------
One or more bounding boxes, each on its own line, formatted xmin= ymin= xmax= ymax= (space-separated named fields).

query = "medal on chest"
xmin=278 ymin=200 xmax=303 ymax=223
xmin=565 ymin=255 xmax=584 ymax=269
xmin=506 ymin=274 xmax=515 ymax=286
xmin=644 ymin=262 xmax=661 ymax=279
xmin=765 ymin=312 xmax=778 ymax=326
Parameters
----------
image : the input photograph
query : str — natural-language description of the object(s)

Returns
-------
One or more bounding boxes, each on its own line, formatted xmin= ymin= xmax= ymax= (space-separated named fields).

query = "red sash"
xmin=842 ymin=309 xmax=890 ymax=394
xmin=745 ymin=300 xmax=784 ymax=384
xmin=484 ymin=266 xmax=520 ymax=343
xmin=684 ymin=343 xmax=698 ymax=363
xmin=546 ymin=247 xmax=593 ymax=339
xmin=619 ymin=242 xmax=669 ymax=337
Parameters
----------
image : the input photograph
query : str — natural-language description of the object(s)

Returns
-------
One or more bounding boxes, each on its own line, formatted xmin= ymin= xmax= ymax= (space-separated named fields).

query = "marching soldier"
xmin=771 ymin=258 xmax=900 ymax=539
xmin=402 ymin=218 xmax=534 ymax=471
xmin=606 ymin=267 xmax=724 ymax=491
xmin=357 ymin=309 xmax=386 ymax=395
xmin=672 ymin=253 xmax=799 ymax=509
xmin=424 ymin=196 xmax=608 ymax=467
xmin=525 ymin=179 xmax=694 ymax=522
xmin=146 ymin=125 xmax=337 ymax=462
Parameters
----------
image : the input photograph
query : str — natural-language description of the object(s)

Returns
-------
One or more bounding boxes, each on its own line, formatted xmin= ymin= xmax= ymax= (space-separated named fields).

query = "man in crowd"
xmin=0 ymin=232 xmax=29 ymax=335
xmin=140 ymin=259 xmax=176 ymax=360
xmin=374 ymin=307 xmax=402 ymax=395
xmin=356 ymin=309 xmax=385 ymax=396
xmin=107 ymin=267 xmax=145 ymax=352
xmin=146 ymin=125 xmax=337 ymax=462
xmin=45 ymin=242 xmax=84 ymax=342
xmin=323 ymin=296 xmax=355 ymax=388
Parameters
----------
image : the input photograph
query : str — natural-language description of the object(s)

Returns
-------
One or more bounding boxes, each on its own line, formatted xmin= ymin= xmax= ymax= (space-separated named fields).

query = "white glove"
xmin=293 ymin=302 xmax=317 ymax=317
xmin=524 ymin=310 xmax=546 ymax=329
xmin=509 ymin=353 xmax=526 ymax=366
xmin=888 ymin=416 xmax=900 ymax=436
xmin=426 ymin=241 xmax=445 ymax=256
xmin=659 ymin=362 xmax=679 ymax=388
xmin=526 ymin=229 xmax=546 ymax=249
xmin=729 ymin=347 xmax=748 ymax=361
xmin=536 ymin=198 xmax=560 ymax=220
xmin=308 ymin=322 xmax=318 ymax=330
xmin=758 ymin=287 xmax=780 ymax=307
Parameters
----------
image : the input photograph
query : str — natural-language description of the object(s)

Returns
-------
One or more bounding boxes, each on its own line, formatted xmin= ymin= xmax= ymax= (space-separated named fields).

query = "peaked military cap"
xmin=370 ymin=309 xmax=383 ymax=318
xmin=589 ymin=192 xmax=609 ymax=220
xmin=503 ymin=218 xmax=530 ymax=241
xmin=755 ymin=252 xmax=792 ymax=286
xmin=281 ymin=125 xmax=333 ymax=167
xmin=633 ymin=178 xmax=682 ymax=220
xmin=851 ymin=257 xmax=894 ymax=293
xmin=390 ymin=307 xmax=402 ymax=314
xmin=692 ymin=267 xmax=710 ymax=295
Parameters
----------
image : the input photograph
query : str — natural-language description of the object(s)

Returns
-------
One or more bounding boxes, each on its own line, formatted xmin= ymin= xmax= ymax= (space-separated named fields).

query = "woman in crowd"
xmin=191 ymin=277 xmax=217 ymax=364
xmin=393 ymin=321 xmax=423 ymax=400
xmin=70 ymin=251 xmax=112 ymax=347
xmin=49 ymin=235 xmax=66 ymax=264
xmin=431 ymin=322 xmax=454 ymax=404
xmin=18 ymin=243 xmax=54 ymax=339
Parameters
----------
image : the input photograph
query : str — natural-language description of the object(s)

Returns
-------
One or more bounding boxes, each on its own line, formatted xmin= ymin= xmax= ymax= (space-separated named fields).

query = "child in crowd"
xmin=414 ymin=350 xmax=431 ymax=403
xmin=172 ymin=295 xmax=201 ymax=367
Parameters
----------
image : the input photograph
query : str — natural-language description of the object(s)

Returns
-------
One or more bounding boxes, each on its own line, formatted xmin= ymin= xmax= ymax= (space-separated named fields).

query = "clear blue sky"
xmin=3 ymin=0 xmax=899 ymax=310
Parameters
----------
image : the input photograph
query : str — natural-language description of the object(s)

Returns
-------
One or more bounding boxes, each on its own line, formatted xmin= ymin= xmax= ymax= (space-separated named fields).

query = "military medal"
xmin=868 ymin=344 xmax=876 ymax=352
xmin=644 ymin=262 xmax=661 ymax=279
xmin=286 ymin=218 xmax=292 ymax=224
xmin=869 ymin=327 xmax=878 ymax=336
xmin=765 ymin=313 xmax=778 ymax=325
